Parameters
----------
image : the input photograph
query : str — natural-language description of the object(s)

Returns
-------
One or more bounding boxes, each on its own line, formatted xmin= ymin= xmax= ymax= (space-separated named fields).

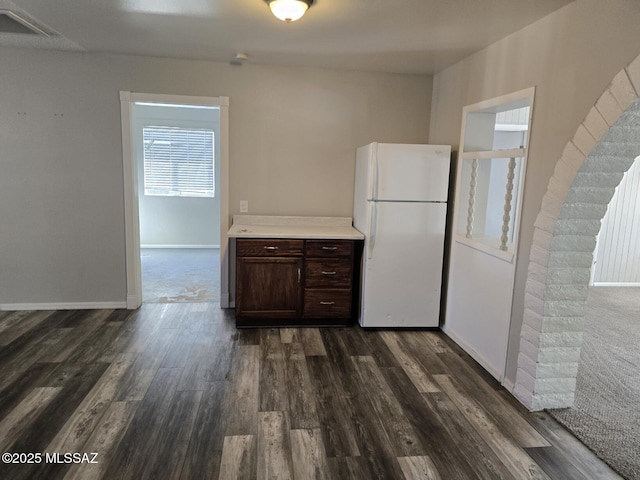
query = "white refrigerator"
xmin=353 ymin=142 xmax=451 ymax=328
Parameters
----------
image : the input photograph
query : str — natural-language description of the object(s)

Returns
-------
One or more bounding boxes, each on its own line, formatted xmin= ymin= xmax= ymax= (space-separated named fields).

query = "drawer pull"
xmin=320 ymin=301 xmax=335 ymax=305
xmin=322 ymin=246 xmax=338 ymax=250
xmin=321 ymin=271 xmax=337 ymax=275
xmin=263 ymin=246 xmax=279 ymax=250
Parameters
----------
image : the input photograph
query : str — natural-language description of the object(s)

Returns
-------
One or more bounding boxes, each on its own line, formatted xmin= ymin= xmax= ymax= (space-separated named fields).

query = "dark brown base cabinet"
xmin=235 ymin=238 xmax=360 ymax=327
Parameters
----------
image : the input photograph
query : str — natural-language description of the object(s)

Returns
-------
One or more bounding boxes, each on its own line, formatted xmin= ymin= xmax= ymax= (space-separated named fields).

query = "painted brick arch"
xmin=514 ymin=54 xmax=640 ymax=410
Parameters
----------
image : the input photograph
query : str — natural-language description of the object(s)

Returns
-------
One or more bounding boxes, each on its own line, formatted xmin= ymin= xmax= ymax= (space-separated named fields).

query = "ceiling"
xmin=1 ymin=0 xmax=574 ymax=75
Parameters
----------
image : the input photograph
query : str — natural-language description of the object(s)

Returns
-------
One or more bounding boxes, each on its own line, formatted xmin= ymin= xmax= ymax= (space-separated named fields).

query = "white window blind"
xmin=143 ymin=126 xmax=215 ymax=198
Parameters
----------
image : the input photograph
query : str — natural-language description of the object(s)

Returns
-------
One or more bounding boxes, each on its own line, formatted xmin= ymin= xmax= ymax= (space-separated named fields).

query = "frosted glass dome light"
xmin=267 ymin=0 xmax=314 ymax=23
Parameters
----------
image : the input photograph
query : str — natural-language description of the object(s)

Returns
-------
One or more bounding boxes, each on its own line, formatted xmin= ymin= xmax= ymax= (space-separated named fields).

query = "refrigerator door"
xmin=374 ymin=143 xmax=451 ymax=202
xmin=359 ymin=201 xmax=447 ymax=328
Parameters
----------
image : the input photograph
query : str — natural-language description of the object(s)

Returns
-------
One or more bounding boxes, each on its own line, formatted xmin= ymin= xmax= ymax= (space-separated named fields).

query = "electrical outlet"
xmin=240 ymin=200 xmax=249 ymax=213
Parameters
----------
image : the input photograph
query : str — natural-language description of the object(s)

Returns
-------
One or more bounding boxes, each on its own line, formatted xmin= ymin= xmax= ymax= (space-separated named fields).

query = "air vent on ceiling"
xmin=0 ymin=10 xmax=49 ymax=36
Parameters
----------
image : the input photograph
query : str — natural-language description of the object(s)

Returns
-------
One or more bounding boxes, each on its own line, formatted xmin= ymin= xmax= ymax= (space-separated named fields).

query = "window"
xmin=143 ymin=125 xmax=215 ymax=198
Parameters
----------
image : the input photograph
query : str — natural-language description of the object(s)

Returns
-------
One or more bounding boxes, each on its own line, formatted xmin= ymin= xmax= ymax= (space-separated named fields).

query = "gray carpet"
xmin=549 ymin=286 xmax=640 ymax=480
xmin=140 ymin=248 xmax=220 ymax=303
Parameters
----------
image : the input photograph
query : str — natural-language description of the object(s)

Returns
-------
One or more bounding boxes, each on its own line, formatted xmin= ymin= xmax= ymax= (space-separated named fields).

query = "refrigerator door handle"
xmin=368 ymin=201 xmax=378 ymax=259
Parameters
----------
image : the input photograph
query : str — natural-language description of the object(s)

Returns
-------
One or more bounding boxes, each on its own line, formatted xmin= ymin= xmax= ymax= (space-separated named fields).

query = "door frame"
xmin=119 ymin=92 xmax=230 ymax=309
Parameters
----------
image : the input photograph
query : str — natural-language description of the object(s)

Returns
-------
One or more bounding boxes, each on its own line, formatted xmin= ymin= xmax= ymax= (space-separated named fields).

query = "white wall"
xmin=593 ymin=156 xmax=640 ymax=285
xmin=428 ymin=0 xmax=640 ymax=385
xmin=133 ymin=104 xmax=220 ymax=247
xmin=0 ymin=47 xmax=432 ymax=305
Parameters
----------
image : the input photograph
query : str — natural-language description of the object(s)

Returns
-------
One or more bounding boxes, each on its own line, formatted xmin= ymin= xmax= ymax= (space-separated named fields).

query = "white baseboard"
xmin=0 ymin=302 xmax=127 ymax=311
xmin=126 ymin=295 xmax=141 ymax=310
xmin=502 ymin=377 xmax=516 ymax=393
xmin=593 ymin=282 xmax=640 ymax=287
xmin=140 ymin=244 xmax=220 ymax=249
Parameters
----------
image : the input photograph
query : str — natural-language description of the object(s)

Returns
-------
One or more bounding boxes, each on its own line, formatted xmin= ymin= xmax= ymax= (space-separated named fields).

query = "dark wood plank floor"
xmin=0 ymin=304 xmax=622 ymax=480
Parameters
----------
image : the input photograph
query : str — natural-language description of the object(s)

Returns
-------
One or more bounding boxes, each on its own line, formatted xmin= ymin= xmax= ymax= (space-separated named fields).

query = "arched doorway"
xmin=514 ymin=55 xmax=640 ymax=410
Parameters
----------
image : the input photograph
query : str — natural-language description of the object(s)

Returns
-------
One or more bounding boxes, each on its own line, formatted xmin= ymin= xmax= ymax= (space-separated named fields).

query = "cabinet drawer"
xmin=305 ymin=259 xmax=352 ymax=288
xmin=305 ymin=240 xmax=353 ymax=258
xmin=303 ymin=289 xmax=351 ymax=318
xmin=237 ymin=239 xmax=304 ymax=257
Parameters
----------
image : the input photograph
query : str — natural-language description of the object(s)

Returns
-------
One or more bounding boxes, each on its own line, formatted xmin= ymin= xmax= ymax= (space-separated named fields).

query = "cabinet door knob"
xmin=320 ymin=301 xmax=335 ymax=305
xmin=263 ymin=246 xmax=279 ymax=250
xmin=322 ymin=246 xmax=337 ymax=250
xmin=298 ymin=268 xmax=301 ymax=283
xmin=321 ymin=271 xmax=337 ymax=275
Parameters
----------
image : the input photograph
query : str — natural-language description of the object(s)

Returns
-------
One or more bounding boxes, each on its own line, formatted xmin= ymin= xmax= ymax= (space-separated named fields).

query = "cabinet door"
xmin=236 ymin=257 xmax=303 ymax=318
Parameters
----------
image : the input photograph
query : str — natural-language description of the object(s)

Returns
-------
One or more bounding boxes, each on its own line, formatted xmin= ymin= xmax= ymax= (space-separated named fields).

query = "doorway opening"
xmin=120 ymin=92 xmax=230 ymax=309
xmin=134 ymin=102 xmax=220 ymax=303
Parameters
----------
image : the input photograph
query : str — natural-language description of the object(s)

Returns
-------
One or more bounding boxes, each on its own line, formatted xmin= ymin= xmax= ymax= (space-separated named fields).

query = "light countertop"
xmin=228 ymin=215 xmax=364 ymax=240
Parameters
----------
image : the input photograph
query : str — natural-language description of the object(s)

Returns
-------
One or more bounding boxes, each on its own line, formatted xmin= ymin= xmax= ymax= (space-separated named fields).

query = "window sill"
xmin=454 ymin=234 xmax=515 ymax=263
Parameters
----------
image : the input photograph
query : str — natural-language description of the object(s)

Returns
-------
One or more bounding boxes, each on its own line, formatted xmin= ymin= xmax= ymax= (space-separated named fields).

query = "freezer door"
xmin=374 ymin=144 xmax=451 ymax=202
xmin=360 ymin=201 xmax=447 ymax=328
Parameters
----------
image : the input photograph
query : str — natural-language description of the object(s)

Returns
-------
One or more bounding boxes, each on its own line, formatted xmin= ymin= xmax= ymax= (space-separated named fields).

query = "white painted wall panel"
xmin=593 ymin=157 xmax=640 ymax=284
xmin=444 ymin=241 xmax=515 ymax=381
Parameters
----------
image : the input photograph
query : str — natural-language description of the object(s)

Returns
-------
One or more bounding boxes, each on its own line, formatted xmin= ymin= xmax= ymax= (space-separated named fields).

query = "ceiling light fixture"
xmin=265 ymin=0 xmax=314 ymax=23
